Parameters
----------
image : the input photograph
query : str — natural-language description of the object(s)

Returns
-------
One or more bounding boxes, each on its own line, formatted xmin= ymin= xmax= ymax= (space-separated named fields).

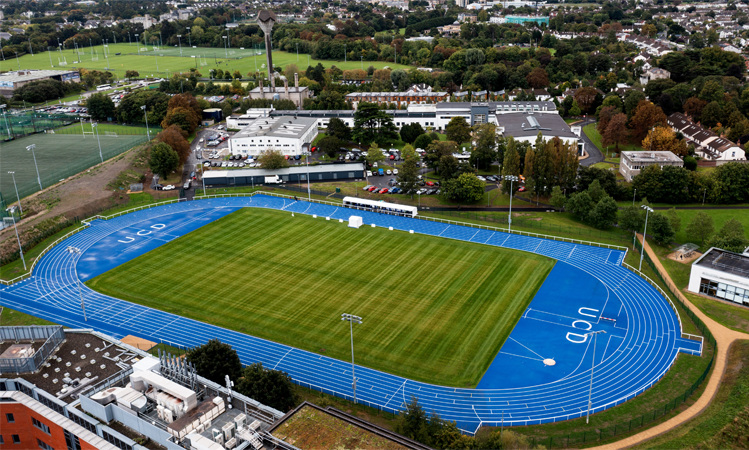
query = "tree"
xmin=149 ymin=142 xmax=179 ymax=179
xmin=445 ymin=117 xmax=471 ymax=144
xmin=258 ymin=149 xmax=290 ymax=170
xmin=602 ymin=113 xmax=629 ymax=151
xmin=526 ymin=67 xmax=549 ymax=89
xmin=186 ymin=339 xmax=242 ymax=385
xmin=318 ymin=135 xmax=342 ymax=158
xmin=400 ymin=123 xmax=425 ymax=144
xmin=624 ymin=90 xmax=646 ymax=119
xmin=641 ymin=126 xmax=688 ymax=156
xmin=566 ymin=191 xmax=595 ymax=221
xmin=352 ymin=103 xmax=399 ymax=146
xmin=161 ymin=106 xmax=199 ymax=136
xmin=125 ymin=70 xmax=140 ymax=80
xmin=629 ymin=101 xmax=668 ymax=143
xmin=700 ymin=101 xmax=722 ymax=128
xmin=443 ymin=173 xmax=485 ymax=203
xmin=470 ymin=124 xmax=497 ymax=170
xmin=569 ymin=101 xmax=582 ymax=117
xmin=666 ymin=208 xmax=682 ymax=233
xmin=649 ymin=213 xmax=675 ymax=244
xmin=706 ymin=219 xmax=749 ymax=252
xmin=550 ymin=186 xmax=566 ymax=210
xmin=234 ymin=363 xmax=299 ymax=412
xmin=597 ymin=106 xmax=617 ymax=135
xmin=326 ymin=117 xmax=351 ymax=141
xmin=366 ymin=143 xmax=386 ymax=165
xmin=397 ymin=152 xmax=420 ymax=196
xmin=686 ymin=211 xmax=714 ymax=245
xmin=619 ymin=205 xmax=644 ymax=232
xmin=574 ymin=86 xmax=599 ymax=114
xmin=156 ymin=126 xmax=191 ymax=164
xmin=501 ymin=138 xmax=520 ymax=193
xmin=683 ymin=97 xmax=708 ymax=122
xmin=86 ymin=93 xmax=116 ymax=121
xmin=589 ymin=196 xmax=618 ymax=229
xmin=413 ymin=133 xmax=434 ymax=150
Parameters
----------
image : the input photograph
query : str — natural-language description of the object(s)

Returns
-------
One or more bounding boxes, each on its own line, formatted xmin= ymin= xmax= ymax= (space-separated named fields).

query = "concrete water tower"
xmin=257 ymin=10 xmax=277 ymax=92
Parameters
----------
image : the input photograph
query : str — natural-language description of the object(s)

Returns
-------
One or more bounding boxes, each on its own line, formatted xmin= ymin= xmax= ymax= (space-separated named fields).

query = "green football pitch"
xmin=8 ymin=43 xmax=409 ymax=80
xmin=87 ymin=208 xmax=554 ymax=387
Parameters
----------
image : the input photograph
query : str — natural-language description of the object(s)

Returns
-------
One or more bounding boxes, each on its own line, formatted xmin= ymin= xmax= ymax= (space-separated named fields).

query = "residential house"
xmin=640 ymin=67 xmax=671 ymax=86
xmin=346 ymin=84 xmax=448 ymax=109
xmin=668 ymin=112 xmax=746 ymax=161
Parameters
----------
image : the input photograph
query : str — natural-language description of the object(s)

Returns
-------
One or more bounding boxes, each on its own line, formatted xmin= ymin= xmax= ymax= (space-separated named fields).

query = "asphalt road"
xmin=577 ymin=118 xmax=604 ymax=167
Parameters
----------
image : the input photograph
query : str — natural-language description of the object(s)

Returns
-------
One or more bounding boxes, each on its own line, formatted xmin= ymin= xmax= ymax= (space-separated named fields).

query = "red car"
xmin=389 ymin=154 xmax=395 ymax=160
xmin=311 ymin=146 xmax=317 ymax=152
xmin=518 ymin=186 xmax=526 ymax=192
xmin=378 ymin=188 xmax=389 ymax=194
xmin=368 ymin=186 xmax=378 ymax=192
xmin=426 ymin=181 xmax=435 ymax=186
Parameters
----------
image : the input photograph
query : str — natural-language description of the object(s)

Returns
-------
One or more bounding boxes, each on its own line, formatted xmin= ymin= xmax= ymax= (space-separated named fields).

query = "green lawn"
xmin=10 ymin=43 xmax=410 ymax=80
xmin=0 ymin=307 xmax=56 ymax=327
xmin=584 ymin=123 xmax=644 ymax=156
xmin=633 ymin=341 xmax=749 ymax=450
xmin=87 ymin=207 xmax=554 ymax=387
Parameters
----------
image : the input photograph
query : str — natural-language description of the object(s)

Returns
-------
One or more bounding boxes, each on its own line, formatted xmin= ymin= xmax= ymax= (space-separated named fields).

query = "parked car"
xmin=378 ymin=168 xmax=384 ymax=176
xmin=389 ymin=154 xmax=395 ymax=160
xmin=378 ymin=188 xmax=389 ymax=194
xmin=368 ymin=186 xmax=378 ymax=192
xmin=426 ymin=181 xmax=435 ymax=186
xmin=163 ymin=185 xmax=175 ymax=190
xmin=366 ymin=170 xmax=373 ymax=177
xmin=386 ymin=169 xmax=392 ymax=175
xmin=363 ymin=185 xmax=374 ymax=191
xmin=393 ymin=169 xmax=399 ymax=175
xmin=153 ymin=184 xmax=164 ymax=190
xmin=518 ymin=186 xmax=526 ymax=192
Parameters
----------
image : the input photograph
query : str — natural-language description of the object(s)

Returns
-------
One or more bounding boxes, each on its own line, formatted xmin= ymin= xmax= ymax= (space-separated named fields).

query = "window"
xmin=6 ymin=413 xmax=14 ymax=423
xmin=12 ymin=435 xmax=20 ymax=444
xmin=33 ymin=418 xmax=51 ymax=434
xmin=64 ymin=431 xmax=81 ymax=450
xmin=37 ymin=438 xmax=55 ymax=450
xmin=0 ymin=435 xmax=4 ymax=444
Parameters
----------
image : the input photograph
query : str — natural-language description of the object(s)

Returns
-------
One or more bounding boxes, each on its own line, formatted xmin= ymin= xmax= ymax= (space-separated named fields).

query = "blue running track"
xmin=0 ymin=195 xmax=702 ymax=434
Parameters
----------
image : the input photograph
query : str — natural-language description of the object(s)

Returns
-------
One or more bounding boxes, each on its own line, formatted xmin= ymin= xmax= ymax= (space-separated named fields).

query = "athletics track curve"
xmin=0 ymin=195 xmax=701 ymax=434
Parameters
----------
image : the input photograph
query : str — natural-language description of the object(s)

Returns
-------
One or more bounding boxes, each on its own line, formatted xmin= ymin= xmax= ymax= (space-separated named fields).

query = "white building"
xmin=688 ymin=247 xmax=749 ymax=307
xmin=495 ymin=112 xmax=584 ymax=155
xmin=228 ymin=116 xmax=318 ymax=157
xmin=668 ymin=113 xmax=746 ymax=161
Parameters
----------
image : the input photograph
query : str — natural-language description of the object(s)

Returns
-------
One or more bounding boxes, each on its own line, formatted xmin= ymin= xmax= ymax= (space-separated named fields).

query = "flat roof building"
xmin=203 ymin=163 xmax=365 ymax=187
xmin=0 ymin=70 xmax=81 ymax=97
xmin=688 ymin=247 xmax=749 ymax=307
xmin=496 ymin=111 xmax=584 ymax=154
xmin=228 ymin=115 xmax=318 ymax=157
xmin=619 ymin=151 xmax=684 ymax=182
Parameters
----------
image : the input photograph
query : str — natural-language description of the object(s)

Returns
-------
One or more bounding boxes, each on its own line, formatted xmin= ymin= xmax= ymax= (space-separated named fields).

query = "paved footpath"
xmin=590 ymin=234 xmax=749 ymax=449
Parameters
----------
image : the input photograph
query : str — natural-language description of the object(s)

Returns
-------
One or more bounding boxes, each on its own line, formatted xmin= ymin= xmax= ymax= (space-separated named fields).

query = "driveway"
xmin=576 ymin=118 xmax=605 ymax=167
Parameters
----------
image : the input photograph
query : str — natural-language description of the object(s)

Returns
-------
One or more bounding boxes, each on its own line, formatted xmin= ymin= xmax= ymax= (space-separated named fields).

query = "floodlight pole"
xmin=305 ymin=151 xmax=311 ymax=201
xmin=141 ymin=105 xmax=150 ymax=139
xmin=503 ymin=175 xmax=518 ymax=232
xmin=92 ymin=123 xmax=103 ymax=163
xmin=586 ymin=330 xmax=606 ymax=423
xmin=27 ymin=144 xmax=42 ymax=190
xmin=702 ymin=188 xmax=706 ymax=206
xmin=0 ymin=105 xmax=10 ymax=137
xmin=67 ymin=246 xmax=87 ymax=321
xmin=9 ymin=212 xmax=26 ymax=270
xmin=223 ymin=36 xmax=228 ymax=58
xmin=639 ymin=205 xmax=653 ymax=272
xmin=633 ymin=188 xmax=636 ymax=205
xmin=113 ymin=31 xmax=117 ymax=45
xmin=8 ymin=171 xmax=23 ymax=216
xmin=135 ymin=34 xmax=140 ymax=54
xmin=186 ymin=27 xmax=191 ymax=47
xmin=341 ymin=313 xmax=362 ymax=404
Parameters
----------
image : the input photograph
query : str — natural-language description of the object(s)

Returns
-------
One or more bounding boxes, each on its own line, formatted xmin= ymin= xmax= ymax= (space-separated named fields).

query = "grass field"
xmin=9 ymin=43 xmax=410 ymax=80
xmin=584 ymin=123 xmax=644 ymax=156
xmin=87 ymin=207 xmax=554 ymax=387
xmin=0 ymin=124 xmax=154 ymax=205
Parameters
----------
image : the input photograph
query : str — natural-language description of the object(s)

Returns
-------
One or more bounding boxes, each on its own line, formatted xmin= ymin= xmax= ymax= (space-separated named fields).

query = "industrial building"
xmin=495 ymin=112 xmax=584 ymax=155
xmin=619 ymin=151 xmax=684 ymax=182
xmin=227 ymin=115 xmax=318 ymax=157
xmin=688 ymin=247 xmax=749 ymax=307
xmin=203 ymin=163 xmax=365 ymax=187
xmin=229 ymin=101 xmax=559 ymax=131
xmin=0 ymin=70 xmax=81 ymax=97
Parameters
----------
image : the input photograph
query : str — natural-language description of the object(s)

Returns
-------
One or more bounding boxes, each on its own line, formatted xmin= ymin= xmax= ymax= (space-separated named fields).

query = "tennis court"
xmin=1 ymin=124 xmax=155 ymax=205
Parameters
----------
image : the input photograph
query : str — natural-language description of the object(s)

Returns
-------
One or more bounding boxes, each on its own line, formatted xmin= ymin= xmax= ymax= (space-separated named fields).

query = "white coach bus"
xmin=342 ymin=197 xmax=418 ymax=218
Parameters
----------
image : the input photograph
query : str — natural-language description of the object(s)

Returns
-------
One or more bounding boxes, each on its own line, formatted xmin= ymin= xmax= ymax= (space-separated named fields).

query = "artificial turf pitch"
xmin=87 ymin=208 xmax=555 ymax=387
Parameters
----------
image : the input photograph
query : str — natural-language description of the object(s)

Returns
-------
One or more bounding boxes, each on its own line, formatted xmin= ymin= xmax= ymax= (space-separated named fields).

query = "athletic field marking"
xmin=508 ymin=337 xmax=546 ymax=360
xmin=498 ymin=351 xmax=544 ymax=362
xmin=484 ymin=231 xmax=495 ymax=244
xmin=596 ymin=287 xmax=611 ymax=324
xmin=437 ymin=225 xmax=449 ymax=237
xmin=469 ymin=230 xmax=480 ymax=241
xmin=273 ymin=348 xmax=293 ymax=369
xmin=568 ymin=246 xmax=576 ymax=259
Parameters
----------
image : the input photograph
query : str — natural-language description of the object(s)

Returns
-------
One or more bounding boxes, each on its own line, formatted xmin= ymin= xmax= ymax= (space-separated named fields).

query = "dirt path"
xmin=589 ymin=234 xmax=749 ymax=450
xmin=0 ymin=148 xmax=140 ymax=245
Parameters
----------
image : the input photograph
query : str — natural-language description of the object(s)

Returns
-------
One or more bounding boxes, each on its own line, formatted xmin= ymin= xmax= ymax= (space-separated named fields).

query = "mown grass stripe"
xmin=87 ymin=208 xmax=554 ymax=387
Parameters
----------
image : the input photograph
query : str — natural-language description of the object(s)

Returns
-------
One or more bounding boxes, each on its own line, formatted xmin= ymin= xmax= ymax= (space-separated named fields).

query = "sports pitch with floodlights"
xmin=87 ymin=207 xmax=554 ymax=387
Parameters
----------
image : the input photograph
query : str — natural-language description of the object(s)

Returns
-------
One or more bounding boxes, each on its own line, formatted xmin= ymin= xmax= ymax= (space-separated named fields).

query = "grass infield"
xmin=87 ymin=207 xmax=554 ymax=387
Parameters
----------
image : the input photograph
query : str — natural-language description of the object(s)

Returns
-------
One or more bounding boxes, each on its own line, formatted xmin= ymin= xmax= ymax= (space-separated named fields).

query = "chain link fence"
xmin=0 ymin=112 xmax=81 ymax=140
